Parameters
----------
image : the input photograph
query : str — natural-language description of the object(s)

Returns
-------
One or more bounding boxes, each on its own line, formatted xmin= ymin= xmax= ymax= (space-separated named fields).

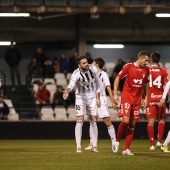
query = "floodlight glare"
xmin=0 ymin=41 xmax=16 ymax=46
xmin=0 ymin=13 xmax=30 ymax=17
xmin=93 ymin=44 xmax=124 ymax=49
xmin=155 ymin=13 xmax=170 ymax=17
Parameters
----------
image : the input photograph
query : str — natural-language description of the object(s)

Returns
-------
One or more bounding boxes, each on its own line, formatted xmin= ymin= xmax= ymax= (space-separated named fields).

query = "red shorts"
xmin=118 ymin=101 xmax=140 ymax=120
xmin=146 ymin=105 xmax=166 ymax=119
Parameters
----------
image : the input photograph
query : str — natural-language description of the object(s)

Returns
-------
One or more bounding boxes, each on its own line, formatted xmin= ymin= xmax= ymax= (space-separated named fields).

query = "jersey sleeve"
xmin=93 ymin=65 xmax=101 ymax=93
xmin=117 ymin=63 xmax=129 ymax=79
xmin=162 ymin=80 xmax=170 ymax=99
xmin=103 ymin=72 xmax=110 ymax=87
xmin=67 ymin=70 xmax=78 ymax=90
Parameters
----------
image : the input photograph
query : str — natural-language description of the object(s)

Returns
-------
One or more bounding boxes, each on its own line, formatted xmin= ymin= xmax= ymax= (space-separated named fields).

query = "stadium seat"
xmin=56 ymin=79 xmax=68 ymax=89
xmin=54 ymin=73 xmax=65 ymax=80
xmin=8 ymin=112 xmax=19 ymax=121
xmin=107 ymin=96 xmax=112 ymax=107
xmin=40 ymin=107 xmax=55 ymax=120
xmin=33 ymin=84 xmax=38 ymax=93
xmin=54 ymin=107 xmax=67 ymax=121
xmin=66 ymin=73 xmax=72 ymax=82
xmin=46 ymin=84 xmax=57 ymax=103
xmin=44 ymin=78 xmax=55 ymax=84
xmin=67 ymin=107 xmax=76 ymax=121
xmin=31 ymin=78 xmax=43 ymax=84
xmin=4 ymin=99 xmax=13 ymax=107
xmin=109 ymin=108 xmax=121 ymax=121
xmin=4 ymin=99 xmax=19 ymax=121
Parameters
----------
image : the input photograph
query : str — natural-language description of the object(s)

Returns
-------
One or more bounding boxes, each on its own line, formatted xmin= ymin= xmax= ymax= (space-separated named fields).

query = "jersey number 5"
xmin=149 ymin=75 xmax=161 ymax=88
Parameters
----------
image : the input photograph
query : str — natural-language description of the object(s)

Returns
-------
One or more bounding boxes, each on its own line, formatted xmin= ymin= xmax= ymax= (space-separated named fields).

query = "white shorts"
xmin=97 ymin=96 xmax=110 ymax=119
xmin=75 ymin=97 xmax=97 ymax=117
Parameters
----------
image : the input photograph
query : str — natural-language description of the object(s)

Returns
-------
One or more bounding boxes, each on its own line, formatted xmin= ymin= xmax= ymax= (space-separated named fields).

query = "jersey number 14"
xmin=149 ymin=75 xmax=161 ymax=88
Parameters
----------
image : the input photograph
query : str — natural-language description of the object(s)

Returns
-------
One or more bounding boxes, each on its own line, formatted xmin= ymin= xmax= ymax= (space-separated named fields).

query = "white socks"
xmin=75 ymin=120 xmax=83 ymax=149
xmin=108 ymin=125 xmax=116 ymax=145
xmin=90 ymin=120 xmax=98 ymax=147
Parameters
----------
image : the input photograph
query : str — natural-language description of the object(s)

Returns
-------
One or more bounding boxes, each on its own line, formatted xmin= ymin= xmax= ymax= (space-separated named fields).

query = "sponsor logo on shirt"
xmin=133 ymin=79 xmax=143 ymax=87
xmin=151 ymin=93 xmax=162 ymax=98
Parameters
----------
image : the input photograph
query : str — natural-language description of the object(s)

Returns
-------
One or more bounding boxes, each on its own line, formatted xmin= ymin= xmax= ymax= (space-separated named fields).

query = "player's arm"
xmin=143 ymin=83 xmax=149 ymax=108
xmin=159 ymin=80 xmax=170 ymax=106
xmin=106 ymin=85 xmax=115 ymax=109
xmin=63 ymin=72 xmax=77 ymax=100
xmin=113 ymin=76 xmax=120 ymax=106
xmin=94 ymin=67 xmax=101 ymax=107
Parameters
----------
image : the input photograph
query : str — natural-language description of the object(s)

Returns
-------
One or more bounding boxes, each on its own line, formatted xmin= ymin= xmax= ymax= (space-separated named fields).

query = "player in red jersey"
xmin=146 ymin=51 xmax=169 ymax=150
xmin=112 ymin=51 xmax=150 ymax=155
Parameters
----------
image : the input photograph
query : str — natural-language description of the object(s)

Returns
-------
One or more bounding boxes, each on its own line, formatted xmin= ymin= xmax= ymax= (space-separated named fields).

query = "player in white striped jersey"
xmin=63 ymin=55 xmax=101 ymax=153
xmin=85 ymin=58 xmax=116 ymax=152
xmin=159 ymin=80 xmax=170 ymax=152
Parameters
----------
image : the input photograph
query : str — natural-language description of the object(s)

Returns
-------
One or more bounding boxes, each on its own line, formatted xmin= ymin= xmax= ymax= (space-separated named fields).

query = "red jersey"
xmin=118 ymin=63 xmax=149 ymax=105
xmin=36 ymin=87 xmax=50 ymax=103
xmin=148 ymin=65 xmax=169 ymax=103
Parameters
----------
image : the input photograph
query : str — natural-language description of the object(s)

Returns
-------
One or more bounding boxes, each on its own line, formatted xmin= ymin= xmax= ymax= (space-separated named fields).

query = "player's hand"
xmin=112 ymin=102 xmax=117 ymax=110
xmin=159 ymin=98 xmax=166 ymax=107
xmin=113 ymin=94 xmax=118 ymax=105
xmin=62 ymin=91 xmax=69 ymax=100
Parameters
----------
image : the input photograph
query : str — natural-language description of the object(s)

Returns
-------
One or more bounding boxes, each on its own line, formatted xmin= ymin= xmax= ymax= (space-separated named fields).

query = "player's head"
xmin=76 ymin=55 xmax=89 ymax=72
xmin=37 ymin=80 xmax=43 ymax=90
xmin=150 ymin=51 xmax=161 ymax=64
xmin=93 ymin=58 xmax=105 ymax=69
xmin=137 ymin=51 xmax=150 ymax=67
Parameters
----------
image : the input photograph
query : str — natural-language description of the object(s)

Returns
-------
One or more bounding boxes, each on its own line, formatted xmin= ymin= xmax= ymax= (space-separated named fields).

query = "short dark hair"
xmin=94 ymin=58 xmax=105 ymax=69
xmin=138 ymin=51 xmax=150 ymax=58
xmin=151 ymin=51 xmax=161 ymax=63
xmin=76 ymin=55 xmax=87 ymax=64
xmin=37 ymin=80 xmax=43 ymax=86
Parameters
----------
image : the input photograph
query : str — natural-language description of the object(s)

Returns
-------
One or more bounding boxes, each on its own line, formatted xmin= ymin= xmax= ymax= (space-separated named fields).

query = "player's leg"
xmin=75 ymin=116 xmax=84 ymax=152
xmin=146 ymin=105 xmax=156 ymax=150
xmin=122 ymin=119 xmax=135 ymax=156
xmin=87 ymin=98 xmax=98 ymax=152
xmin=97 ymin=97 xmax=116 ymax=150
xmin=147 ymin=118 xmax=155 ymax=150
xmin=116 ymin=102 xmax=131 ymax=142
xmin=89 ymin=116 xmax=98 ymax=152
xmin=75 ymin=98 xmax=85 ymax=152
xmin=113 ymin=102 xmax=131 ymax=153
xmin=123 ymin=108 xmax=140 ymax=155
xmin=85 ymin=117 xmax=93 ymax=150
xmin=157 ymin=106 xmax=166 ymax=148
xmin=103 ymin=117 xmax=116 ymax=146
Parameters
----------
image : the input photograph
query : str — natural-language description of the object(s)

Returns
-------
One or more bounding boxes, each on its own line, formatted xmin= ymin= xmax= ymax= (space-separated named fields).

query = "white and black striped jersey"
xmin=99 ymin=71 xmax=110 ymax=96
xmin=67 ymin=64 xmax=100 ymax=99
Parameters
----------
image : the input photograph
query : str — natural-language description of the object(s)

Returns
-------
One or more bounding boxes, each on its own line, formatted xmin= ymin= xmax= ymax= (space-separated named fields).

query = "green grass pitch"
xmin=0 ymin=139 xmax=170 ymax=170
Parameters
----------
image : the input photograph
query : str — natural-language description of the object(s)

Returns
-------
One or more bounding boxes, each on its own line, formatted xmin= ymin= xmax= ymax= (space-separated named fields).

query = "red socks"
xmin=158 ymin=121 xmax=165 ymax=143
xmin=116 ymin=121 xmax=129 ymax=142
xmin=124 ymin=124 xmax=135 ymax=150
xmin=147 ymin=123 xmax=154 ymax=146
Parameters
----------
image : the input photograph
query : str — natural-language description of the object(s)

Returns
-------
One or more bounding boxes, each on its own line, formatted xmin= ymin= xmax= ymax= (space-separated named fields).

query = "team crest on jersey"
xmin=125 ymin=110 xmax=128 ymax=114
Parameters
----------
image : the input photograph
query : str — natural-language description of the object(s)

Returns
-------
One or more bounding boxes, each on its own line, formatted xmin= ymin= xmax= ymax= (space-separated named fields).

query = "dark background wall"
xmin=0 ymin=121 xmax=169 ymax=139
